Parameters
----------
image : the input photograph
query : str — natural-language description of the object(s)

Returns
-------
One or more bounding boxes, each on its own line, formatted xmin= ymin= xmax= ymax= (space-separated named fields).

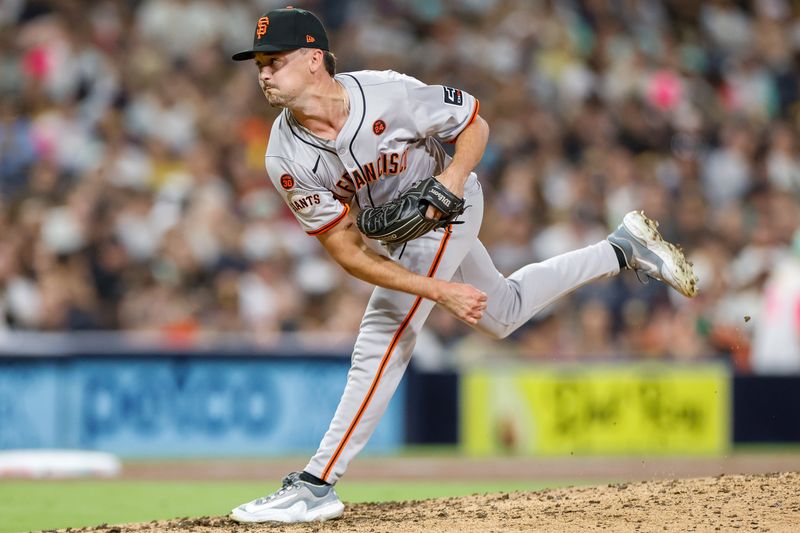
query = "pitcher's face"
xmin=255 ymin=49 xmax=310 ymax=108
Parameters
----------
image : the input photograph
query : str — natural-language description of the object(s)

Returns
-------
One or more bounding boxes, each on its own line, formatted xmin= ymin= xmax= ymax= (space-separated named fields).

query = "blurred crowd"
xmin=1 ymin=0 xmax=799 ymax=371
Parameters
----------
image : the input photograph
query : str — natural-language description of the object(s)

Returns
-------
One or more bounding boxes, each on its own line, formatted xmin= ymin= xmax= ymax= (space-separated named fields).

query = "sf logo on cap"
xmin=256 ymin=16 xmax=270 ymax=38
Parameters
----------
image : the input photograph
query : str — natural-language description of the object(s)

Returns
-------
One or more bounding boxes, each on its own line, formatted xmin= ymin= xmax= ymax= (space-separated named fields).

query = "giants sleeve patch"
xmin=443 ymin=86 xmax=463 ymax=106
xmin=280 ymin=174 xmax=295 ymax=190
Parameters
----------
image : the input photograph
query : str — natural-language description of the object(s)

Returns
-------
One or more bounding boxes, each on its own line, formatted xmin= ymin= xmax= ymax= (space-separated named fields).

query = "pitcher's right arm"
xmin=316 ymin=214 xmax=486 ymax=325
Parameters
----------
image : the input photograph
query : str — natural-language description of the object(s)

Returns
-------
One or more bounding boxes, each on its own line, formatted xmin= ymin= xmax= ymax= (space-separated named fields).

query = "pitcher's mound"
xmin=64 ymin=472 xmax=800 ymax=533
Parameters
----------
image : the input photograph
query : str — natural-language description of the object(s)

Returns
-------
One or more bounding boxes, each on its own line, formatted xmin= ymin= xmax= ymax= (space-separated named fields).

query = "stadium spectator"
xmin=0 ymin=0 xmax=798 ymax=371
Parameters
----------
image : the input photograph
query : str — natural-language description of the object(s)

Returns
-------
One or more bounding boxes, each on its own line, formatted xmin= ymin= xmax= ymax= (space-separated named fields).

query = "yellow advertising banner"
xmin=462 ymin=364 xmax=730 ymax=455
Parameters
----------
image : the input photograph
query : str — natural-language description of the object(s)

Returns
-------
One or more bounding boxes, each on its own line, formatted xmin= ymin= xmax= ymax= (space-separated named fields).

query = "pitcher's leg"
xmin=304 ymin=291 xmax=435 ymax=483
xmin=304 ymin=228 xmax=462 ymax=483
xmin=454 ymin=240 xmax=620 ymax=339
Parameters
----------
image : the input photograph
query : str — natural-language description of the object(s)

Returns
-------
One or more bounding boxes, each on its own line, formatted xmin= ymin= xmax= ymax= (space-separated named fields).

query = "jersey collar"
xmin=332 ymin=73 xmax=365 ymax=149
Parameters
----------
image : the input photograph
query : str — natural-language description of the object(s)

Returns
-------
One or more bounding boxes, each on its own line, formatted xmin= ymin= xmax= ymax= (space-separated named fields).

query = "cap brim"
xmin=231 ymin=44 xmax=304 ymax=61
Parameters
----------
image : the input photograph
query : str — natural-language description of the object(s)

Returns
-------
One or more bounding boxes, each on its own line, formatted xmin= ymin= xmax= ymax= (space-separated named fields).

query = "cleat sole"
xmin=624 ymin=211 xmax=699 ymax=298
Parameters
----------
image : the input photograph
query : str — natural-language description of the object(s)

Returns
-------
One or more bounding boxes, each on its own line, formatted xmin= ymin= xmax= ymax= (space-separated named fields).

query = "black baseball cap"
xmin=232 ymin=7 xmax=329 ymax=61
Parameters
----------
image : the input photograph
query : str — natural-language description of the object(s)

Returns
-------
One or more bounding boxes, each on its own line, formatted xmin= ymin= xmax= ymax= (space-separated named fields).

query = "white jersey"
xmin=265 ymin=70 xmax=480 ymax=235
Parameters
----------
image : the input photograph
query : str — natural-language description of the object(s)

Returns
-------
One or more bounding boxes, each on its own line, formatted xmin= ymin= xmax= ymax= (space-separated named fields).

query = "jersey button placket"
xmin=336 ymin=147 xmax=351 ymax=167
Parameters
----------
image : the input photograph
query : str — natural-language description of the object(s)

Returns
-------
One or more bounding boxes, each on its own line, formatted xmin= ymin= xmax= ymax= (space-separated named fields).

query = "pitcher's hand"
xmin=426 ymin=173 xmax=465 ymax=219
xmin=436 ymin=281 xmax=487 ymax=325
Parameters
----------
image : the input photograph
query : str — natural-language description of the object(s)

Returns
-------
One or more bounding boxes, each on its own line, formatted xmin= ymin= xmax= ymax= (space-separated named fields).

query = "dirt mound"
xmin=54 ymin=472 xmax=800 ymax=533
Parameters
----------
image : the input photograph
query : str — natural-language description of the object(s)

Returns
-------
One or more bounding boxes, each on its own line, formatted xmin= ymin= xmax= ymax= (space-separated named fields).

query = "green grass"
xmin=0 ymin=479 xmax=568 ymax=533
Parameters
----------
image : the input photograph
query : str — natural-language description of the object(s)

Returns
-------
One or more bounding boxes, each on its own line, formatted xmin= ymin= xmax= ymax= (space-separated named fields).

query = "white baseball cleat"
xmin=607 ymin=210 xmax=699 ymax=298
xmin=230 ymin=472 xmax=344 ymax=523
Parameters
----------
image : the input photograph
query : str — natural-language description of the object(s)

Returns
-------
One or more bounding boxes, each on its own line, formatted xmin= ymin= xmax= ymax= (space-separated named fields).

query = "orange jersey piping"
xmin=448 ymin=99 xmax=480 ymax=144
xmin=307 ymin=203 xmax=350 ymax=236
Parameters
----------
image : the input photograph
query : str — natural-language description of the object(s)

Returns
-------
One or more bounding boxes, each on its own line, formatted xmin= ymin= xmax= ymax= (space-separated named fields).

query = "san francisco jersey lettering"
xmin=265 ymin=70 xmax=479 ymax=235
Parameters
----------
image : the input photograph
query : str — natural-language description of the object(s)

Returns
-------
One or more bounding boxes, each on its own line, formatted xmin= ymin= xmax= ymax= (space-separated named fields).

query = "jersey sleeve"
xmin=399 ymin=74 xmax=480 ymax=143
xmin=266 ymin=156 xmax=349 ymax=236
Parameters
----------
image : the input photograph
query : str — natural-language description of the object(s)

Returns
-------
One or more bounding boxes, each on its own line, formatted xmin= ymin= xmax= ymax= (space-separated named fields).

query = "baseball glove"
xmin=356 ymin=176 xmax=466 ymax=244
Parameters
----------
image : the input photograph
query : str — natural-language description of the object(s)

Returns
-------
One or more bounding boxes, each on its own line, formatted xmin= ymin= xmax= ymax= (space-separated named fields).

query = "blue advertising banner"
xmin=0 ymin=361 xmax=61 ymax=449
xmin=0 ymin=356 xmax=404 ymax=457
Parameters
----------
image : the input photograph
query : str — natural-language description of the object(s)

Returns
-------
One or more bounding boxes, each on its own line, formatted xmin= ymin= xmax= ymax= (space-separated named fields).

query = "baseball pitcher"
xmin=229 ymin=7 xmax=698 ymax=524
